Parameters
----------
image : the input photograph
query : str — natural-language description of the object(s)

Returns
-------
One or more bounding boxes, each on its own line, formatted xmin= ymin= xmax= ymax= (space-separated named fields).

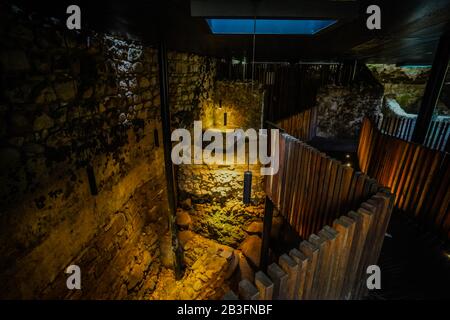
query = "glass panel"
xmin=206 ymin=19 xmax=337 ymax=35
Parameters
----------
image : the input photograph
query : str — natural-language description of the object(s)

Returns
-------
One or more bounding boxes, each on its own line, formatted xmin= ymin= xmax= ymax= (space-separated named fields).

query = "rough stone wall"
xmin=382 ymin=83 xmax=425 ymax=111
xmin=168 ymin=52 xmax=216 ymax=129
xmin=203 ymin=80 xmax=264 ymax=130
xmin=178 ymin=163 xmax=265 ymax=205
xmin=177 ymin=80 xmax=265 ymax=205
xmin=368 ymin=64 xmax=449 ymax=116
xmin=367 ymin=64 xmax=427 ymax=114
xmin=0 ymin=4 xmax=268 ymax=299
xmin=0 ymin=5 xmax=218 ymax=299
xmin=315 ymin=72 xmax=384 ymax=139
xmin=176 ymin=81 xmax=266 ymax=253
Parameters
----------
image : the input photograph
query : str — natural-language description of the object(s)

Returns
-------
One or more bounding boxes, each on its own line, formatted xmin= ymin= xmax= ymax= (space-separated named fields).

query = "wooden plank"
xmin=336 ymin=166 xmax=352 ymax=216
xmin=279 ymin=254 xmax=299 ymax=300
xmin=289 ymin=142 xmax=301 ymax=233
xmin=352 ymin=173 xmax=367 ymax=208
xmin=415 ymin=151 xmax=443 ymax=217
xmin=319 ymin=226 xmax=338 ymax=299
xmin=301 ymin=146 xmax=315 ymax=237
xmin=299 ymin=240 xmax=319 ymax=300
xmin=346 ymin=172 xmax=359 ymax=213
xmin=317 ymin=158 xmax=333 ymax=230
xmin=332 ymin=216 xmax=355 ymax=299
xmin=239 ymin=279 xmax=260 ymax=300
xmin=324 ymin=160 xmax=339 ymax=224
xmin=289 ymin=248 xmax=309 ymax=300
xmin=392 ymin=142 xmax=414 ymax=205
xmin=309 ymin=233 xmax=329 ymax=299
xmin=398 ymin=144 xmax=421 ymax=210
xmin=431 ymin=155 xmax=450 ymax=229
xmin=313 ymin=156 xmax=330 ymax=233
xmin=281 ymin=137 xmax=294 ymax=221
xmin=223 ymin=290 xmax=238 ymax=300
xmin=304 ymin=151 xmax=321 ymax=236
xmin=350 ymin=206 xmax=375 ymax=299
xmin=407 ymin=148 xmax=435 ymax=215
xmin=289 ymin=141 xmax=302 ymax=229
xmin=342 ymin=209 xmax=371 ymax=299
xmin=267 ymin=263 xmax=288 ymax=300
xmin=296 ymin=144 xmax=310 ymax=236
xmin=255 ymin=271 xmax=274 ymax=300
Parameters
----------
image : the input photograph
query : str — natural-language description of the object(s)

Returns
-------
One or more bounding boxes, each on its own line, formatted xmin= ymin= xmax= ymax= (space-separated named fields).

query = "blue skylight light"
xmin=206 ymin=19 xmax=337 ymax=35
xmin=401 ymin=65 xmax=432 ymax=68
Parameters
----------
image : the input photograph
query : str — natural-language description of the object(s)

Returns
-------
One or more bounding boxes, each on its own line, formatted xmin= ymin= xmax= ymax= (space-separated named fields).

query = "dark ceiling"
xmin=10 ymin=0 xmax=450 ymax=64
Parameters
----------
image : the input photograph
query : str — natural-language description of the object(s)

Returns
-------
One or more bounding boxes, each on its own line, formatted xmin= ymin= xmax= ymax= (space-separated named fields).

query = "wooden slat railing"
xmin=358 ymin=117 xmax=450 ymax=239
xmin=224 ymin=124 xmax=394 ymax=300
xmin=265 ymin=132 xmax=379 ymax=239
xmin=276 ymin=107 xmax=317 ymax=141
xmin=373 ymin=114 xmax=450 ymax=152
xmin=226 ymin=191 xmax=394 ymax=300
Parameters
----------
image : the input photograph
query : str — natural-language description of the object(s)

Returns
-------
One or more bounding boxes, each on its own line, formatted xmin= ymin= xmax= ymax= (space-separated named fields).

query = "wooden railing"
xmin=276 ymin=107 xmax=317 ymax=142
xmin=220 ymin=115 xmax=397 ymax=300
xmin=222 ymin=130 xmax=394 ymax=300
xmin=265 ymin=132 xmax=379 ymax=239
xmin=373 ymin=115 xmax=450 ymax=152
xmin=225 ymin=191 xmax=393 ymax=300
xmin=358 ymin=117 xmax=450 ymax=239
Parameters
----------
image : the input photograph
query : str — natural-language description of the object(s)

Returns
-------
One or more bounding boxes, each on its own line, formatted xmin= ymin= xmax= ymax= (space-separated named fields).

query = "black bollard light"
xmin=243 ymin=170 xmax=252 ymax=204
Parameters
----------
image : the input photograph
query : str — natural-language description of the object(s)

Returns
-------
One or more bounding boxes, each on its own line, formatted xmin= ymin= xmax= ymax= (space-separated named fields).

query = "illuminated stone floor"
xmin=149 ymin=232 xmax=234 ymax=300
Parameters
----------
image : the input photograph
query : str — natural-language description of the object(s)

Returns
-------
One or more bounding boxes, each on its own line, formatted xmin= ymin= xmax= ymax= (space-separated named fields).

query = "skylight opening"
xmin=206 ymin=19 xmax=337 ymax=35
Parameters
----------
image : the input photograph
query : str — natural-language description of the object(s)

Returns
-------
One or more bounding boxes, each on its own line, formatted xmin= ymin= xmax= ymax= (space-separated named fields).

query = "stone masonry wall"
xmin=203 ymin=80 xmax=263 ymax=130
xmin=168 ymin=52 xmax=216 ymax=129
xmin=176 ymin=81 xmax=266 ymax=256
xmin=0 ymin=4 xmax=218 ymax=299
xmin=315 ymin=68 xmax=384 ymax=139
xmin=177 ymin=80 xmax=265 ymax=205
xmin=367 ymin=64 xmax=428 ymax=113
xmin=367 ymin=64 xmax=449 ymax=116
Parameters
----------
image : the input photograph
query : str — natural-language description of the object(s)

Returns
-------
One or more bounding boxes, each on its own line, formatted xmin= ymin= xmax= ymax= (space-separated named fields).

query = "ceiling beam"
xmin=191 ymin=0 xmax=359 ymax=19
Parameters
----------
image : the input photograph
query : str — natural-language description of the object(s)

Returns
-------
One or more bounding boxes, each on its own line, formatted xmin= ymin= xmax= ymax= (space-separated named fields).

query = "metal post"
xmin=260 ymin=196 xmax=274 ymax=272
xmin=158 ymin=40 xmax=184 ymax=280
xmin=412 ymin=33 xmax=450 ymax=144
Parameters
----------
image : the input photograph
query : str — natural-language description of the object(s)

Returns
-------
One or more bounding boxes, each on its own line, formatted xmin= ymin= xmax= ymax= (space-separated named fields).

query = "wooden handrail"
xmin=265 ymin=132 xmax=379 ymax=239
xmin=358 ymin=117 xmax=450 ymax=239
